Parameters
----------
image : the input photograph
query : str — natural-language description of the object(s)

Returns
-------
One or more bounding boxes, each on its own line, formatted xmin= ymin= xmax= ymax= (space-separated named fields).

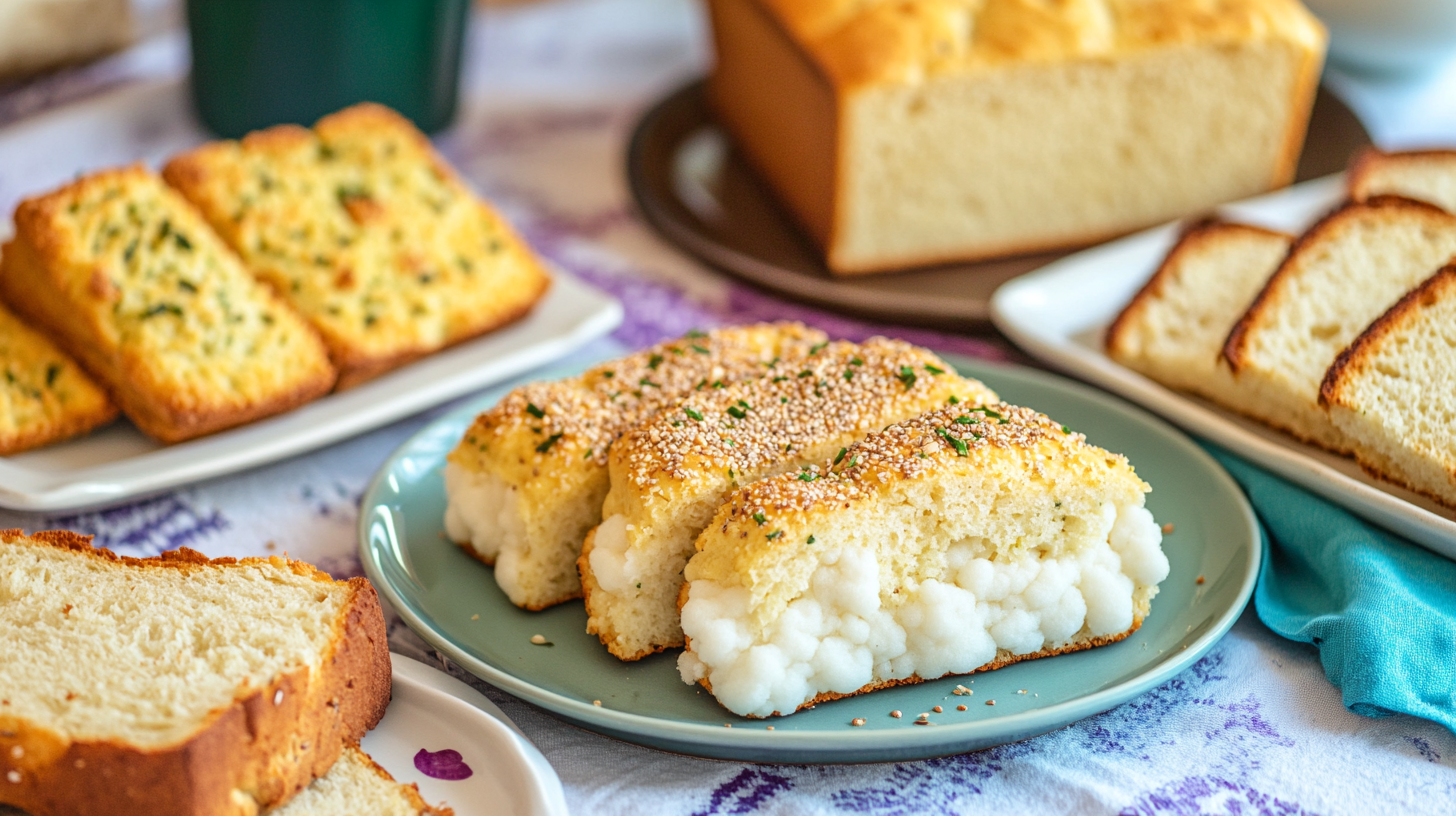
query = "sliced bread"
xmin=579 ymin=338 xmax=998 ymax=661
xmin=0 ymin=165 xmax=337 ymax=443
xmin=678 ymin=403 xmax=1167 ymax=718
xmin=1348 ymin=148 xmax=1456 ymax=214
xmin=1320 ymin=264 xmax=1456 ymax=508
xmin=269 ymin=745 xmax=451 ymax=816
xmin=1106 ymin=220 xmax=1291 ymax=405
xmin=0 ymin=300 xmax=117 ymax=453
xmin=0 ymin=530 xmax=391 ymax=816
xmin=163 ymin=103 xmax=552 ymax=388
xmin=1222 ymin=197 xmax=1456 ymax=451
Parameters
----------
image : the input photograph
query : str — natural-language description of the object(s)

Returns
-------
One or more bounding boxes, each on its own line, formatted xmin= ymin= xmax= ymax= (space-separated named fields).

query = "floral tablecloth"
xmin=2 ymin=1 xmax=1454 ymax=813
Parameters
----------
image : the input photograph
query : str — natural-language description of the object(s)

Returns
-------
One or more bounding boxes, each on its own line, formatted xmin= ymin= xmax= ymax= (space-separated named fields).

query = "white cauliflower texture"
xmin=443 ymin=462 xmax=529 ymax=601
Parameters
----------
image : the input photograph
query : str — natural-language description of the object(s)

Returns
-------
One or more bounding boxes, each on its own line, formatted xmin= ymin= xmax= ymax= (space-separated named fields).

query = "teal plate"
xmin=360 ymin=355 xmax=1259 ymax=763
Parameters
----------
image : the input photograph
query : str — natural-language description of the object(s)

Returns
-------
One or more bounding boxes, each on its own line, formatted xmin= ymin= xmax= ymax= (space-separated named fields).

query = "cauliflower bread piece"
xmin=678 ymin=403 xmax=1168 ymax=718
xmin=581 ymin=338 xmax=998 ymax=661
xmin=1349 ymin=148 xmax=1456 ymax=214
xmin=1320 ymin=264 xmax=1456 ymax=509
xmin=707 ymin=0 xmax=1325 ymax=274
xmin=444 ymin=323 xmax=829 ymax=610
xmin=163 ymin=103 xmax=551 ymax=388
xmin=1106 ymin=220 xmax=1291 ymax=405
xmin=0 ymin=166 xmax=336 ymax=443
xmin=0 ymin=301 xmax=117 ymax=453
xmin=269 ymin=745 xmax=452 ymax=816
xmin=1222 ymin=197 xmax=1456 ymax=452
xmin=0 ymin=530 xmax=391 ymax=816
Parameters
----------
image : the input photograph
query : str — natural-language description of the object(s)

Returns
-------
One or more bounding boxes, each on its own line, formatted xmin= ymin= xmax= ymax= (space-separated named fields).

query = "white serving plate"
xmin=364 ymin=655 xmax=568 ymax=816
xmin=991 ymin=174 xmax=1456 ymax=562
xmin=0 ymin=80 xmax=623 ymax=512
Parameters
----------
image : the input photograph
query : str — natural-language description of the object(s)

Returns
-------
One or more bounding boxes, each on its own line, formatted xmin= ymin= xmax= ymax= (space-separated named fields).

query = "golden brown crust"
xmin=0 ymin=531 xmax=391 ymax=816
xmin=1222 ymin=196 xmax=1455 ymax=373
xmin=1348 ymin=147 xmax=1456 ymax=204
xmin=696 ymin=618 xmax=1143 ymax=718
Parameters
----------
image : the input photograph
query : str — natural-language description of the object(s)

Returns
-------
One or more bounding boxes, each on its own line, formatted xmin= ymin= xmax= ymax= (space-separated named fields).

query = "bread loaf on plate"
xmin=706 ymin=0 xmax=1326 ymax=274
xmin=1321 ymin=264 xmax=1456 ymax=509
xmin=0 ymin=530 xmax=391 ymax=816
xmin=0 ymin=166 xmax=337 ymax=443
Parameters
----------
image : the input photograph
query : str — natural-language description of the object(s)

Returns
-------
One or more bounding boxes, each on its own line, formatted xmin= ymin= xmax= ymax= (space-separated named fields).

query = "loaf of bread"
xmin=270 ymin=745 xmax=452 ymax=816
xmin=0 ymin=166 xmax=336 ymax=443
xmin=580 ymin=338 xmax=997 ymax=661
xmin=0 ymin=300 xmax=117 ymax=453
xmin=1320 ymin=264 xmax=1456 ymax=508
xmin=1349 ymin=148 xmax=1456 ymax=214
xmin=164 ymin=103 xmax=552 ymax=388
xmin=1106 ymin=220 xmax=1291 ymax=405
xmin=706 ymin=0 xmax=1326 ymax=274
xmin=0 ymin=0 xmax=131 ymax=82
xmin=0 ymin=529 xmax=391 ymax=816
xmin=444 ymin=323 xmax=828 ymax=610
xmin=678 ymin=403 xmax=1167 ymax=718
xmin=1223 ymin=197 xmax=1456 ymax=451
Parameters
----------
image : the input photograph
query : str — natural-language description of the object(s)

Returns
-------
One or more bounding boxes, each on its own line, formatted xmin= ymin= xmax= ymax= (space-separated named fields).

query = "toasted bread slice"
xmin=0 ymin=530 xmax=391 ymax=816
xmin=580 ymin=338 xmax=998 ymax=661
xmin=1348 ymin=148 xmax=1456 ymax=214
xmin=164 ymin=103 xmax=552 ymax=389
xmin=0 ymin=300 xmax=117 ymax=453
xmin=1321 ymin=264 xmax=1456 ymax=508
xmin=677 ymin=403 xmax=1167 ymax=718
xmin=0 ymin=166 xmax=336 ymax=443
xmin=270 ymin=745 xmax=452 ymax=816
xmin=1222 ymin=197 xmax=1456 ymax=451
xmin=444 ymin=322 xmax=828 ymax=610
xmin=1106 ymin=220 xmax=1291 ymax=406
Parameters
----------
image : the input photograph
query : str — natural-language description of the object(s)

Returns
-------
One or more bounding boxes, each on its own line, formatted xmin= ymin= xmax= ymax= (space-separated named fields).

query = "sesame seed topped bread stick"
xmin=1320 ymin=264 xmax=1456 ymax=509
xmin=0 ymin=301 xmax=117 ymax=453
xmin=444 ymin=323 xmax=829 ymax=611
xmin=163 ymin=103 xmax=551 ymax=389
xmin=269 ymin=745 xmax=453 ymax=816
xmin=1222 ymin=197 xmax=1456 ymax=452
xmin=1106 ymin=220 xmax=1291 ymax=407
xmin=0 ymin=530 xmax=391 ymax=816
xmin=678 ymin=403 xmax=1168 ymax=718
xmin=0 ymin=166 xmax=336 ymax=443
xmin=580 ymin=338 xmax=998 ymax=661
xmin=1348 ymin=148 xmax=1456 ymax=214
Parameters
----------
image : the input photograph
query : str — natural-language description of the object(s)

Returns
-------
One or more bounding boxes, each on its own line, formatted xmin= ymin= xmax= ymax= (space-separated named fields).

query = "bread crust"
xmin=0 ymin=530 xmax=391 ymax=816
xmin=347 ymin=744 xmax=455 ymax=816
xmin=1348 ymin=147 xmax=1456 ymax=206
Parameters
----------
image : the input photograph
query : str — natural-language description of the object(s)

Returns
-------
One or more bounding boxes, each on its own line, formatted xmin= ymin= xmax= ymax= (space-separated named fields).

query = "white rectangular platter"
xmin=0 ymin=80 xmax=623 ymax=511
xmin=991 ymin=174 xmax=1456 ymax=562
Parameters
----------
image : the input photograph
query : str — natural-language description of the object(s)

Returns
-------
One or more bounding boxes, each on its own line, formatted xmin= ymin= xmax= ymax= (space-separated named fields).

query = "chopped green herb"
xmin=173 ymin=232 xmax=192 ymax=251
xmin=780 ymin=397 xmax=788 ymax=403
xmin=809 ymin=341 xmax=828 ymax=356
xmin=772 ymin=376 xmax=788 ymax=383
xmin=970 ymin=407 xmax=1003 ymax=419
xmin=1061 ymin=425 xmax=1071 ymax=434
xmin=535 ymin=433 xmax=563 ymax=454
xmin=807 ymin=535 xmax=816 ymax=545
xmin=670 ymin=347 xmax=684 ymax=355
xmin=603 ymin=370 xmax=615 ymax=379
xmin=122 ymin=239 xmax=138 ymax=263
xmin=798 ymin=370 xmax=813 ymax=378
xmin=141 ymin=303 xmax=183 ymax=319
xmin=797 ymin=472 xmax=818 ymax=482
xmin=766 ymin=530 xmax=783 ymax=540
xmin=178 ymin=280 xmax=197 ymax=293
xmin=727 ymin=406 xmax=747 ymax=420
xmin=639 ymin=378 xmax=660 ymax=388
xmin=947 ymin=395 xmax=961 ymax=405
xmin=525 ymin=402 xmax=546 ymax=419
xmin=684 ymin=407 xmax=705 ymax=422
xmin=850 ymin=357 xmax=864 ymax=366
xmin=752 ymin=512 xmax=767 ymax=526
xmin=691 ymin=344 xmax=711 ymax=354
xmin=763 ymin=357 xmax=780 ymax=368
xmin=935 ymin=427 xmax=969 ymax=456
xmin=843 ymin=370 xmax=854 ymax=381
xmin=45 ymin=364 xmax=60 ymax=387
xmin=648 ymin=353 xmax=664 ymax=369
xmin=584 ymin=448 xmax=594 ymax=460
xmin=685 ymin=329 xmax=707 ymax=338
xmin=834 ymin=447 xmax=848 ymax=465
xmin=897 ymin=366 xmax=917 ymax=390
xmin=925 ymin=364 xmax=945 ymax=375
xmin=953 ymin=415 xmax=977 ymax=425
xmin=712 ymin=380 xmax=725 ymax=389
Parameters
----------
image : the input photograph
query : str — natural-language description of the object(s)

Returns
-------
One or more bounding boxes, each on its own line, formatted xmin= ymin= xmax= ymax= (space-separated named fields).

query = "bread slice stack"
xmin=0 ymin=529 xmax=445 ymax=816
xmin=1108 ymin=148 xmax=1456 ymax=509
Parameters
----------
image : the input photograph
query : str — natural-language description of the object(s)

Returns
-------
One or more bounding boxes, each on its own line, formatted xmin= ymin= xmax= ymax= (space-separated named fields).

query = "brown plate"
xmin=626 ymin=80 xmax=1371 ymax=328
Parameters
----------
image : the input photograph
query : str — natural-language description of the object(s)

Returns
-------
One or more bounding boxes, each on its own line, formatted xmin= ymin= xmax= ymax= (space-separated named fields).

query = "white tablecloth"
xmin=2 ymin=1 xmax=1454 ymax=813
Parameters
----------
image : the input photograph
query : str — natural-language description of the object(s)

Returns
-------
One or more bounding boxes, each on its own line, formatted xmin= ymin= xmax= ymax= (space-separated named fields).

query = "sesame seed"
xmin=724 ymin=723 xmax=732 ymax=728
xmin=530 ymin=634 xmax=553 ymax=645
xmin=9 ymin=746 xmax=20 ymax=759
xmin=851 ymin=718 xmax=866 ymax=726
xmin=766 ymin=726 xmax=774 ymax=730
xmin=1017 ymin=689 xmax=1026 ymax=694
xmin=6 ymin=771 xmax=18 ymax=784
xmin=274 ymin=690 xmax=283 ymax=706
xmin=593 ymin=700 xmax=602 ymax=706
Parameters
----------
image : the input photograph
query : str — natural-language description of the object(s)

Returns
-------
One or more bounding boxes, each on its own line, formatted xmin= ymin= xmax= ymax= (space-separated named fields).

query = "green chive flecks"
xmin=925 ymin=364 xmax=945 ymax=375
xmin=807 ymin=535 xmax=816 ymax=545
xmin=798 ymin=370 xmax=812 ymax=378
xmin=809 ymin=341 xmax=828 ymax=356
xmin=797 ymin=472 xmax=818 ymax=482
xmin=525 ymin=402 xmax=546 ymax=419
xmin=766 ymin=530 xmax=783 ymax=540
xmin=843 ymin=370 xmax=854 ymax=381
xmin=640 ymin=377 xmax=660 ymax=388
xmin=535 ymin=433 xmax=563 ymax=454
xmin=833 ymin=447 xmax=848 ymax=465
xmin=947 ymin=396 xmax=961 ymax=405
xmin=584 ymin=448 xmax=594 ymax=460
xmin=1062 ymin=425 xmax=1071 ymax=434
xmin=685 ymin=329 xmax=707 ymax=339
xmin=752 ymin=512 xmax=767 ymax=526
xmin=850 ymin=357 xmax=864 ymax=366
xmin=898 ymin=366 xmax=917 ymax=390
xmin=684 ymin=407 xmax=704 ymax=422
xmin=648 ymin=353 xmax=664 ymax=370
xmin=691 ymin=344 xmax=710 ymax=355
xmin=954 ymin=415 xmax=977 ymax=425
xmin=603 ymin=370 xmax=615 ymax=379
xmin=935 ymin=427 xmax=969 ymax=457
xmin=727 ymin=406 xmax=747 ymax=420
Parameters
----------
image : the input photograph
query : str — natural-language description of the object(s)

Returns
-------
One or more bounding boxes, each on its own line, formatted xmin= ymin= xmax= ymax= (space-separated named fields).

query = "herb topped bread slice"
xmin=269 ymin=745 xmax=452 ymax=816
xmin=163 ymin=103 xmax=552 ymax=389
xmin=0 ymin=529 xmax=391 ymax=816
xmin=0 ymin=165 xmax=336 ymax=443
xmin=0 ymin=301 xmax=117 ymax=453
xmin=580 ymin=338 xmax=998 ymax=661
xmin=678 ymin=403 xmax=1168 ymax=718
xmin=1321 ymin=264 xmax=1456 ymax=509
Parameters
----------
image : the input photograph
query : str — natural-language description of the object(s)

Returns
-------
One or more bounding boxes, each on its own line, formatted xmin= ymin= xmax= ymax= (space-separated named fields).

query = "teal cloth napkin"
xmin=1204 ymin=444 xmax=1456 ymax=734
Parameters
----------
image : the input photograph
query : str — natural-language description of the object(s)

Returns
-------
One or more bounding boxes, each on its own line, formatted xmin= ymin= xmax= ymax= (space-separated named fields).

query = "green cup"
xmin=186 ymin=0 xmax=470 ymax=137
